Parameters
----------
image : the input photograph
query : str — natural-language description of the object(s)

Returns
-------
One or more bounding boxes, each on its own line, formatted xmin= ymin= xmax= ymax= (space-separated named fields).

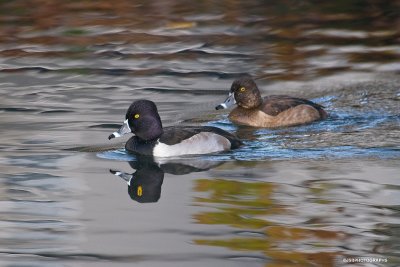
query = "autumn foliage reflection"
xmin=193 ymin=178 xmax=347 ymax=266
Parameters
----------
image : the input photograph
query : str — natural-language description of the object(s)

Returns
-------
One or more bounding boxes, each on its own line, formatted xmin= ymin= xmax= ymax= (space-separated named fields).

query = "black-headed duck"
xmin=109 ymin=100 xmax=242 ymax=157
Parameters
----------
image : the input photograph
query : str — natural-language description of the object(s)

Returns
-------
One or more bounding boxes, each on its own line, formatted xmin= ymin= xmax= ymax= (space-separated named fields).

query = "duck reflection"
xmin=110 ymin=164 xmax=163 ymax=204
xmin=110 ymin=155 xmax=224 ymax=203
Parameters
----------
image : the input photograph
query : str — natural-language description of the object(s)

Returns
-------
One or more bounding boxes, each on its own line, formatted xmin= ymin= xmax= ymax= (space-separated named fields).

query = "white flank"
xmin=153 ymin=132 xmax=231 ymax=157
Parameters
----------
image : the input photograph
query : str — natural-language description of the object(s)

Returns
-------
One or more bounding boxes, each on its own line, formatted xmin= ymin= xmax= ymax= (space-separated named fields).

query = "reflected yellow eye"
xmin=137 ymin=185 xmax=143 ymax=196
xmin=240 ymin=87 xmax=246 ymax=92
xmin=134 ymin=114 xmax=140 ymax=119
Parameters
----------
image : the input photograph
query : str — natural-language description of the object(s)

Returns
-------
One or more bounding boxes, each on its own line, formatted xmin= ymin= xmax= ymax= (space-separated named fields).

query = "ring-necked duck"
xmin=216 ymin=77 xmax=328 ymax=127
xmin=108 ymin=100 xmax=242 ymax=157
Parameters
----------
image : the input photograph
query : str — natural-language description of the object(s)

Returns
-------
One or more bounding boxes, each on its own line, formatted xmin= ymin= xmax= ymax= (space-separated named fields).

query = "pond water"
xmin=0 ymin=1 xmax=399 ymax=266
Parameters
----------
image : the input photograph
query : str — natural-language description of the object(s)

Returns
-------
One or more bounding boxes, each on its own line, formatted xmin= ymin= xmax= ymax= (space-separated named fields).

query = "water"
xmin=0 ymin=1 xmax=399 ymax=266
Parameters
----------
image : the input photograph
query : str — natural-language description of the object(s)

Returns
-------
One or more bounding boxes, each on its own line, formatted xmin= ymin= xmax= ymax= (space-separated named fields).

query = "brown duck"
xmin=216 ymin=77 xmax=328 ymax=127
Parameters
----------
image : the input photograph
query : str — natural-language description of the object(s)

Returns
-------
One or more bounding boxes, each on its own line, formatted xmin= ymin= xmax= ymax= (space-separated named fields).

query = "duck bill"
xmin=110 ymin=169 xmax=134 ymax=184
xmin=215 ymin=92 xmax=236 ymax=110
xmin=108 ymin=119 xmax=131 ymax=140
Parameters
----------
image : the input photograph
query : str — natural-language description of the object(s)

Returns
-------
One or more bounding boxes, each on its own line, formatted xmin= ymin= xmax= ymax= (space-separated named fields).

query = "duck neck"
xmin=136 ymin=117 xmax=164 ymax=142
xmin=253 ymin=95 xmax=263 ymax=108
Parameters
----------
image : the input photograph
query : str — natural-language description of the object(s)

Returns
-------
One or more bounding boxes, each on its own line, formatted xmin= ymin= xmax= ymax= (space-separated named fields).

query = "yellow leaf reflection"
xmin=193 ymin=179 xmax=281 ymax=229
xmin=166 ymin=21 xmax=197 ymax=30
xmin=193 ymin=178 xmax=344 ymax=266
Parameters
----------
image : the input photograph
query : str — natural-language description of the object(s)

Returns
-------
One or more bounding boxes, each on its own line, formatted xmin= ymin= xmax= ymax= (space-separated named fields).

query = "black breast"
xmin=125 ymin=136 xmax=157 ymax=155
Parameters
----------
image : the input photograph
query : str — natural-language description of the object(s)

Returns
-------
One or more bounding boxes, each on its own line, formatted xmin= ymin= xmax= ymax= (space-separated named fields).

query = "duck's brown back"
xmin=228 ymin=95 xmax=327 ymax=127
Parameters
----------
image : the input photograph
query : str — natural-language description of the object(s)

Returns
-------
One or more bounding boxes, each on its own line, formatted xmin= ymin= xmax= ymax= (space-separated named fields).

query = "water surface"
xmin=0 ymin=1 xmax=399 ymax=266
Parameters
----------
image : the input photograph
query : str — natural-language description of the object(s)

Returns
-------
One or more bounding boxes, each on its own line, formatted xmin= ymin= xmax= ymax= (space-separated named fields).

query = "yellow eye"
xmin=240 ymin=87 xmax=246 ymax=92
xmin=137 ymin=185 xmax=143 ymax=196
xmin=134 ymin=114 xmax=140 ymax=119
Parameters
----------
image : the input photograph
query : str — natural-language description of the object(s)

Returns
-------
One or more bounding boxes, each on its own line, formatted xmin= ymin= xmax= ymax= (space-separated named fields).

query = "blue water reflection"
xmin=1 ymin=0 xmax=400 ymax=266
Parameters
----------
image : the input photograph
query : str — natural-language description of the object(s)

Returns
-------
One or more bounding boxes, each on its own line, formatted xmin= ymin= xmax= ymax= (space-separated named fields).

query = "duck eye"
xmin=137 ymin=185 xmax=143 ymax=196
xmin=134 ymin=114 xmax=140 ymax=119
xmin=240 ymin=87 xmax=246 ymax=92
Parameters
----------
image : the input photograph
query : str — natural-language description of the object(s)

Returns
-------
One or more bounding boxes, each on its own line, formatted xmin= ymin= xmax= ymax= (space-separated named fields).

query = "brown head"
xmin=216 ymin=77 xmax=263 ymax=110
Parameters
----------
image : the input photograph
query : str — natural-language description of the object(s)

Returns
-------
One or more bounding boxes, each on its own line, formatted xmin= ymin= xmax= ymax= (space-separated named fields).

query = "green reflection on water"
xmin=194 ymin=178 xmax=279 ymax=229
xmin=193 ymin=178 xmax=342 ymax=266
xmin=63 ymin=28 xmax=89 ymax=36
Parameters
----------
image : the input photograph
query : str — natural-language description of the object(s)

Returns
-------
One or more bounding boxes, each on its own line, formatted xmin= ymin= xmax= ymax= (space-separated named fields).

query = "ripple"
xmin=1 ymin=2 xmax=400 ymax=266
xmin=0 ymin=107 xmax=41 ymax=113
xmin=40 ymin=110 xmax=73 ymax=114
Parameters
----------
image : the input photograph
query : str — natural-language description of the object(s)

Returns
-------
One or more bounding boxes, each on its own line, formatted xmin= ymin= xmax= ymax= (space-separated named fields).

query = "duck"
xmin=215 ymin=77 xmax=328 ymax=127
xmin=108 ymin=100 xmax=242 ymax=157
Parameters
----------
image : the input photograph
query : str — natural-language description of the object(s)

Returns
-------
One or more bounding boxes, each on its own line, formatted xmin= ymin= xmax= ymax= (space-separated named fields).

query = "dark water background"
xmin=0 ymin=1 xmax=400 ymax=266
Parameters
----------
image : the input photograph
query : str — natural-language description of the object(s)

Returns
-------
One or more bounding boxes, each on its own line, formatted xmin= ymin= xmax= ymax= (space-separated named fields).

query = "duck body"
xmin=216 ymin=77 xmax=328 ymax=128
xmin=229 ymin=95 xmax=328 ymax=127
xmin=125 ymin=125 xmax=242 ymax=157
xmin=109 ymin=100 xmax=242 ymax=157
